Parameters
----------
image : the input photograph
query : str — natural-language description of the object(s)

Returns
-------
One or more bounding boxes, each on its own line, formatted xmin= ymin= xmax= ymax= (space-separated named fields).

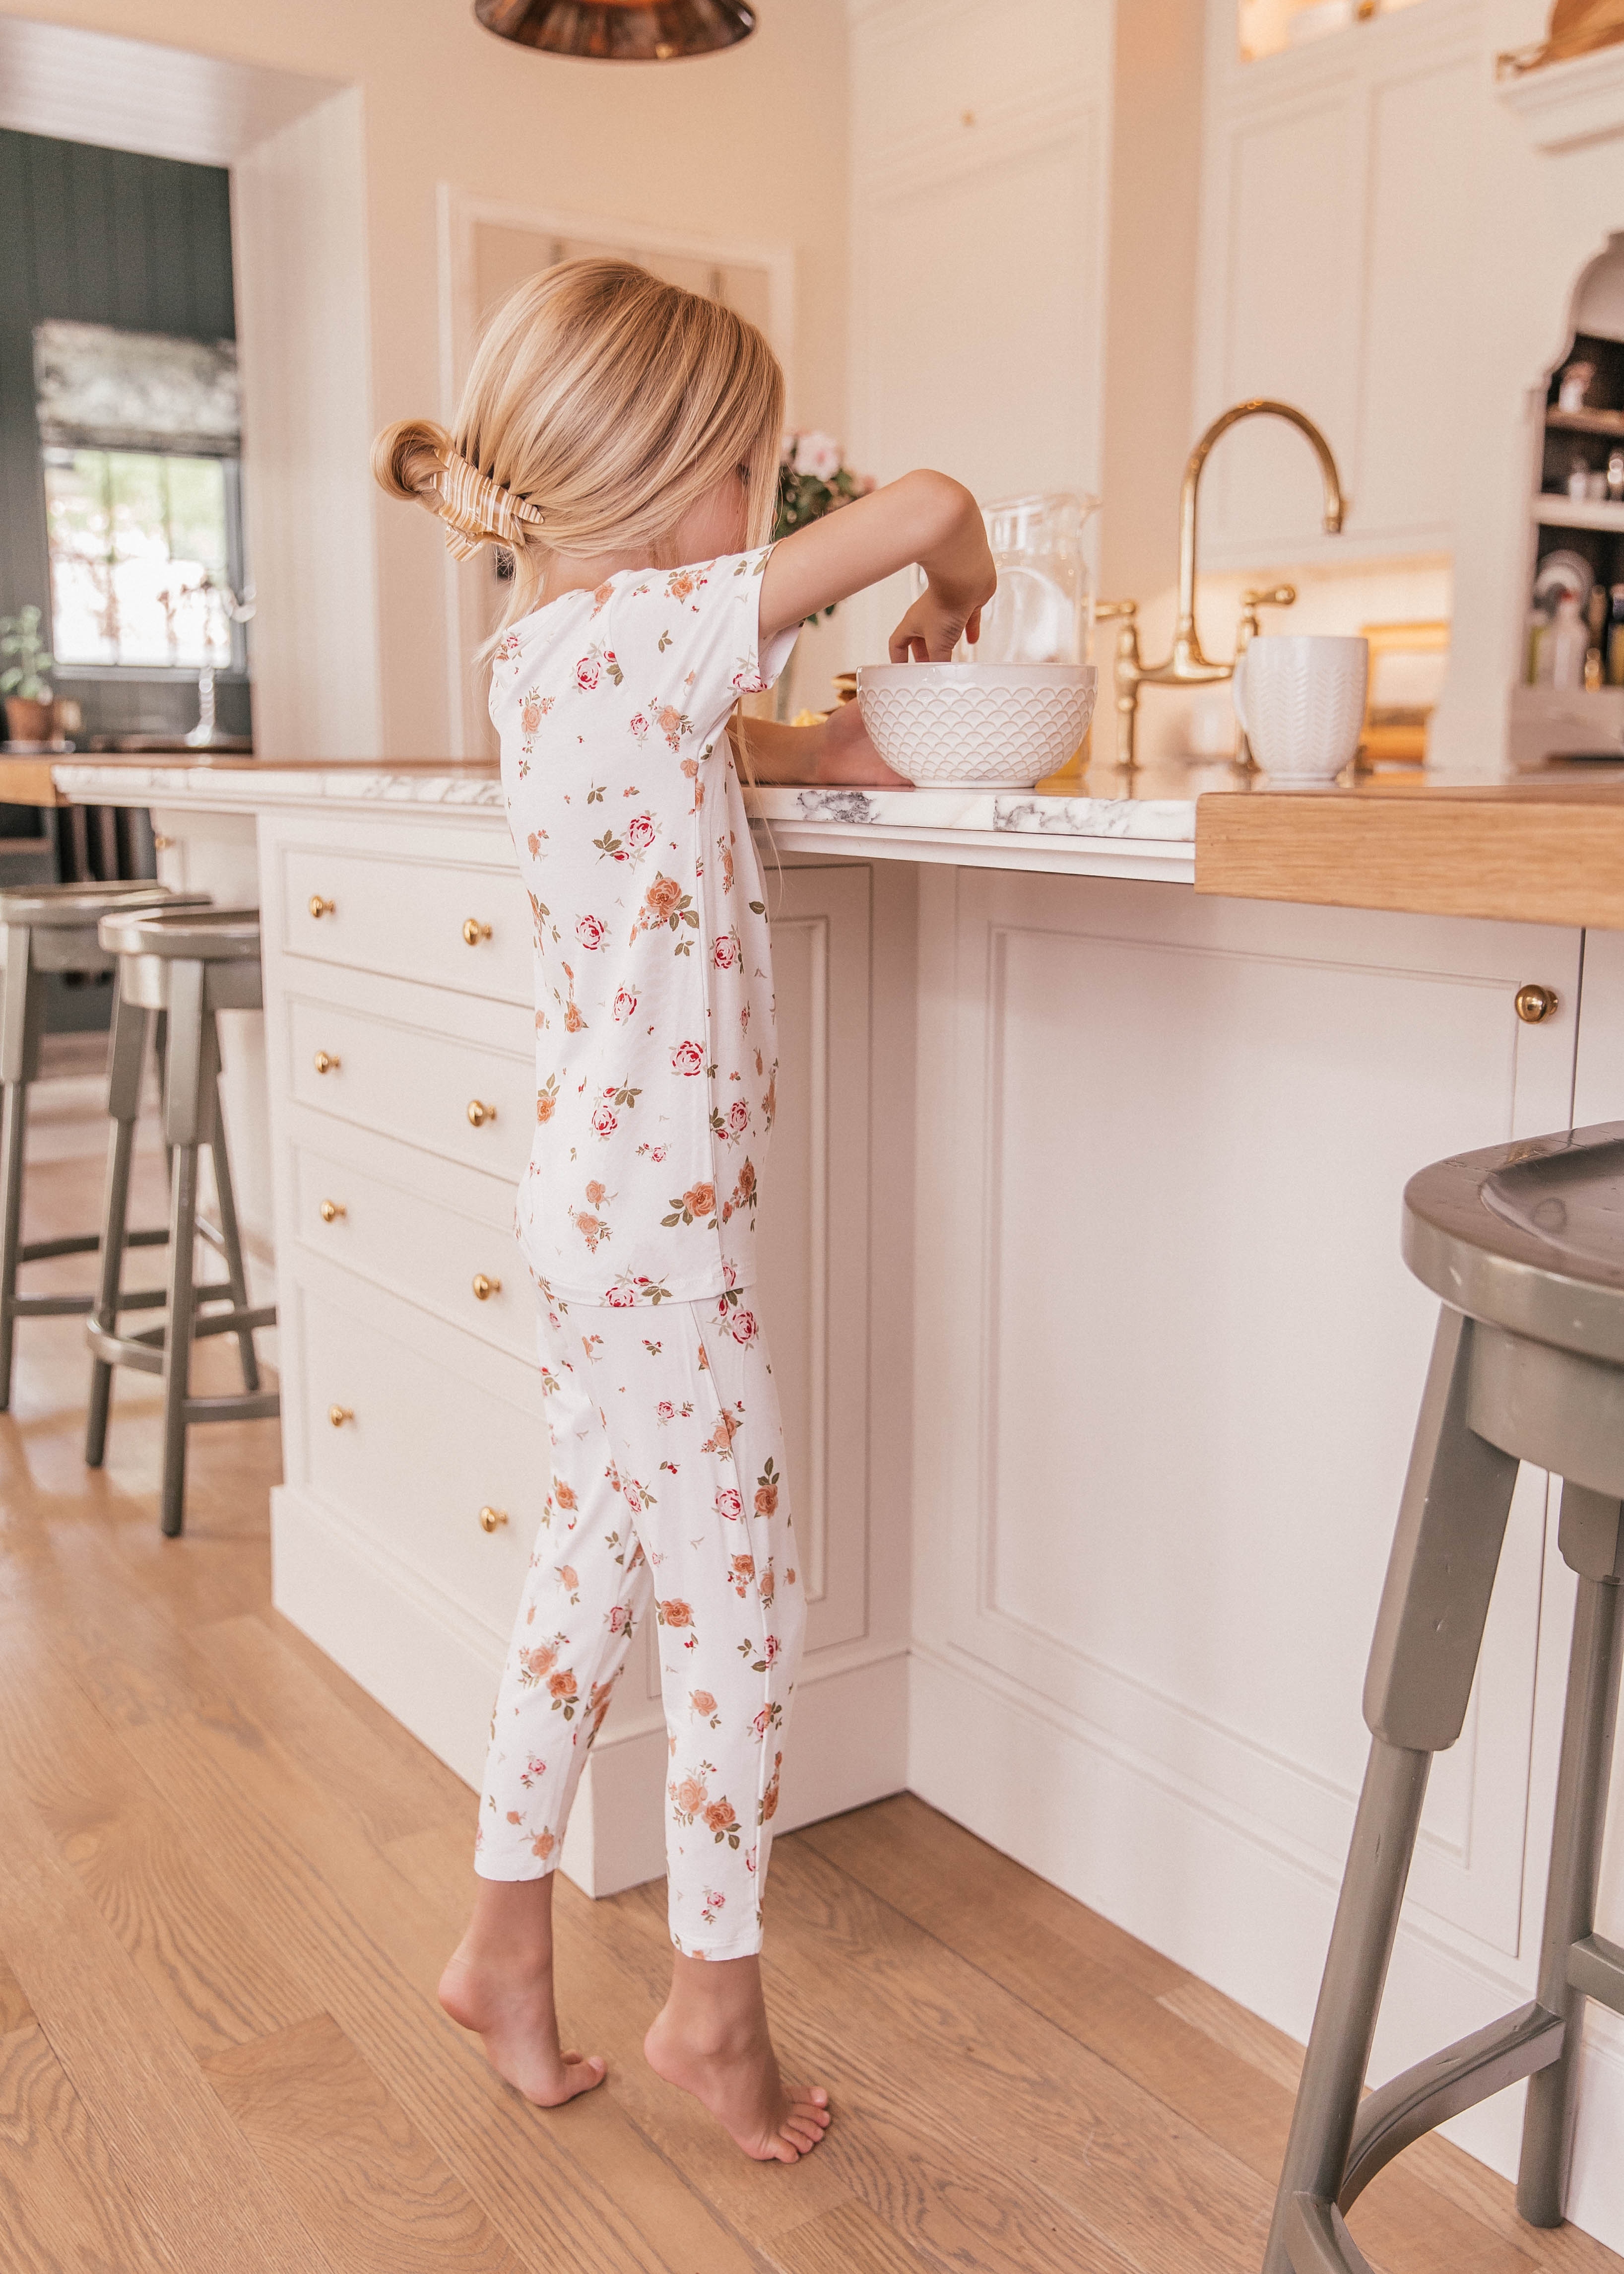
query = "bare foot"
xmin=438 ymin=1877 xmax=605 ymax=2107
xmin=644 ymin=1958 xmax=830 ymax=2163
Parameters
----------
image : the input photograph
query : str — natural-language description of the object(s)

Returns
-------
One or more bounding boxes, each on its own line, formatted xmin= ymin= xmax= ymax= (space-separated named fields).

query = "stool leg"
xmin=1263 ymin=1307 xmax=1520 ymax=2274
xmin=0 ymin=923 xmax=44 ymax=1413
xmin=85 ymin=982 xmax=148 ymax=1467
xmin=1517 ymin=1485 xmax=1624 ymax=2227
xmin=206 ymin=1069 xmax=260 ymax=1395
xmin=157 ymin=960 xmax=211 ymax=1538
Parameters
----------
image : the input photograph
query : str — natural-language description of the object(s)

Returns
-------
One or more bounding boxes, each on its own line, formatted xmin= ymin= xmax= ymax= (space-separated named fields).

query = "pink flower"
xmin=730 ymin=1309 xmax=758 ymax=1346
xmin=670 ymin=1039 xmax=704 ymax=1075
xmin=629 ymin=712 xmax=649 ymax=741
xmin=715 ymin=1486 xmax=743 ymax=1521
xmin=590 ymin=1100 xmax=617 ymax=1138
xmin=626 ymin=813 xmax=655 ymax=851
xmin=606 ymin=1603 xmax=632 ymax=1634
xmin=792 ymin=430 xmax=842 ymax=481
xmin=605 ymin=1283 xmax=635 ymax=1307
xmin=656 ymin=1400 xmax=676 ymax=1423
xmin=576 ymin=654 xmax=600 ymax=692
xmin=613 ymin=987 xmax=637 ymax=1023
xmin=727 ymin=1100 xmax=748 ymax=1137
xmin=763 ymin=1633 xmax=780 ymax=1663
xmin=576 ymin=913 xmax=605 ymax=951
xmin=712 ymin=934 xmax=739 ymax=971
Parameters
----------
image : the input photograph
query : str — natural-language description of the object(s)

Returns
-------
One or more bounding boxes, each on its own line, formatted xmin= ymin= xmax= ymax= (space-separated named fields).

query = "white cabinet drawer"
xmin=287 ymin=994 xmax=534 ymax=1180
xmin=293 ymin=1134 xmax=529 ymax=1358
xmin=300 ymin=1283 xmax=545 ymax=1634
xmin=281 ymin=842 xmax=533 ymax=1004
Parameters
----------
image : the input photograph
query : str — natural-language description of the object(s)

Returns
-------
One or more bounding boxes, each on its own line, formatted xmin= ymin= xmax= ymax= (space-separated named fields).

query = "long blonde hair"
xmin=373 ymin=258 xmax=784 ymax=650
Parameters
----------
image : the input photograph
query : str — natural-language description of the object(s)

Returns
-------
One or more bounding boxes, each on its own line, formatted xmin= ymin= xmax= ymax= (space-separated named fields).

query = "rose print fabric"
xmin=478 ymin=1289 xmax=805 ymax=1959
xmin=491 ymin=548 xmax=796 ymax=1306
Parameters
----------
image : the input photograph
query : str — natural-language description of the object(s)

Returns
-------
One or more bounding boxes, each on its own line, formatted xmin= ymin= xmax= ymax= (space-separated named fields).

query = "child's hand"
xmin=815 ymin=698 xmax=912 ymax=788
xmin=888 ymin=579 xmax=990 ymax=664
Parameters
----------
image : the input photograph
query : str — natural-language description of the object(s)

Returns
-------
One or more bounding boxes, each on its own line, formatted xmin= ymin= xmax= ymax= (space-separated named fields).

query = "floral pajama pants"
xmin=476 ymin=1287 xmax=805 ymax=1959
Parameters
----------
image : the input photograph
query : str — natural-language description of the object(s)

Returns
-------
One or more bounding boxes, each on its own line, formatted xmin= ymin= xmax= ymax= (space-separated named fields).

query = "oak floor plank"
xmin=767 ymin=2196 xmax=945 ymax=2274
xmin=189 ymin=1608 xmax=462 ymax=1847
xmin=0 ymin=1759 xmax=334 ymax=2274
xmin=0 ymin=1630 xmax=321 ymax=2057
xmin=120 ymin=1702 xmax=760 ymax=2274
xmin=0 ymin=2018 xmax=184 ymax=2274
xmin=0 ymin=1956 xmax=34 ymax=2033
xmin=205 ymin=2012 xmax=529 ymax=2274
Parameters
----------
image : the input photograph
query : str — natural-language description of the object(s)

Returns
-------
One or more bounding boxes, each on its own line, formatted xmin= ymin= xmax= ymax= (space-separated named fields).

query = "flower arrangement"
xmin=775 ymin=432 xmax=872 ymax=620
xmin=0 ymin=604 xmax=54 ymax=704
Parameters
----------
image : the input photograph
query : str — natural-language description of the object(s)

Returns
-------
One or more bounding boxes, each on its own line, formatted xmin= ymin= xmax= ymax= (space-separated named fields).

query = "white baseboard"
xmin=271 ymin=1483 xmax=908 ymax=1899
xmin=907 ymin=1645 xmax=1624 ymax=2256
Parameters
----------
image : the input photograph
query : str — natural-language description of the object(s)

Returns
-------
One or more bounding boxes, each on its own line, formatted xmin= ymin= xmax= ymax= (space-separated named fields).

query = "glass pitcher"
xmin=926 ymin=491 xmax=1099 ymax=665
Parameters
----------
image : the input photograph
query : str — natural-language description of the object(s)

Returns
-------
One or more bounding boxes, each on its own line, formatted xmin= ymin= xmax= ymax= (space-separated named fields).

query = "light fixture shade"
xmin=474 ymin=0 xmax=756 ymax=59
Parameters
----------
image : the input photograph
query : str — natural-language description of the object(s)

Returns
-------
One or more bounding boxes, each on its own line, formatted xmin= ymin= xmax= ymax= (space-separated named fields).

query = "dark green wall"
xmin=0 ymin=128 xmax=249 ymax=742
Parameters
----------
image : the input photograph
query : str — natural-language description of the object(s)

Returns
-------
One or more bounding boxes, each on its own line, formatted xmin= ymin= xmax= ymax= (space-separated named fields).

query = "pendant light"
xmin=473 ymin=0 xmax=756 ymax=59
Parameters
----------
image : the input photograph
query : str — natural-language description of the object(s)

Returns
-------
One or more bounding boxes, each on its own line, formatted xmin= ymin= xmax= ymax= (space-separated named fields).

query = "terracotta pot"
xmin=4 ymin=695 xmax=55 ymax=743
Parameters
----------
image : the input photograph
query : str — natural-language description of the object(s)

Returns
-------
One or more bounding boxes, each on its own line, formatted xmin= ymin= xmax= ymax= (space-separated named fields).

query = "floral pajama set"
xmin=477 ymin=547 xmax=803 ymax=1960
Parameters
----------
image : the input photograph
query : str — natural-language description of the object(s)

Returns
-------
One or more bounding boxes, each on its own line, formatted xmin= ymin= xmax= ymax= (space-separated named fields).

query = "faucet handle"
xmin=1094 ymin=597 xmax=1138 ymax=621
xmin=1241 ymin=584 xmax=1296 ymax=614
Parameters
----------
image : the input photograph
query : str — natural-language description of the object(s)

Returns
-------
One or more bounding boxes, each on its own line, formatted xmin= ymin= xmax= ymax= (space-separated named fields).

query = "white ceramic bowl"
xmin=856 ymin=662 xmax=1097 ymax=790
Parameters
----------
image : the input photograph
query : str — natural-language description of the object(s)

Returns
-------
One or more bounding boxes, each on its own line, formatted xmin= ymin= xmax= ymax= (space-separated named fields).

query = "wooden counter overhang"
xmin=1195 ymin=775 xmax=1624 ymax=933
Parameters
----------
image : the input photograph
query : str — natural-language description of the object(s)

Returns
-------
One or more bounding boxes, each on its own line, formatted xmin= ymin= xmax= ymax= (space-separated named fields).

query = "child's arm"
xmin=760 ymin=471 xmax=995 ymax=662
xmin=730 ymin=700 xmax=910 ymax=789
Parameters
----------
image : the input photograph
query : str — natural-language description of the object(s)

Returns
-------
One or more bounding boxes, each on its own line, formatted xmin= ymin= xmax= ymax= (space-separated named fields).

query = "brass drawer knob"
xmin=462 ymin=917 xmax=493 ymax=946
xmin=467 ymin=1098 xmax=496 ymax=1127
xmin=479 ymin=1505 xmax=509 ymax=1533
xmin=313 ymin=1050 xmax=340 ymax=1074
xmin=472 ymin=1272 xmax=501 ymax=1301
xmin=1514 ymin=983 xmax=1558 ymax=1025
xmin=152 ymin=832 xmax=175 ymax=851
xmin=319 ymin=1199 xmax=346 ymax=1224
xmin=309 ymin=894 xmax=335 ymax=919
xmin=328 ymin=1404 xmax=354 ymax=1428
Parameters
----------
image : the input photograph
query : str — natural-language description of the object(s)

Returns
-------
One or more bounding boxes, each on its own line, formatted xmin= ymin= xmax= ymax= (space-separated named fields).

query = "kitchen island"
xmin=43 ymin=750 xmax=1624 ymax=2250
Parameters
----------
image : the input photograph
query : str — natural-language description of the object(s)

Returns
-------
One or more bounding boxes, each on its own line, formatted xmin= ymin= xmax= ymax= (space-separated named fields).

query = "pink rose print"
xmin=605 ymin=1602 xmax=632 ymax=1635
xmin=576 ymin=913 xmax=606 ymax=951
xmin=613 ymin=987 xmax=637 ymax=1024
xmin=629 ymin=712 xmax=649 ymax=741
xmin=670 ymin=1039 xmax=704 ymax=1075
xmin=590 ymin=1099 xmax=618 ymax=1139
xmin=576 ymin=654 xmax=600 ymax=692
xmin=763 ymin=1633 xmax=780 ymax=1664
xmin=712 ymin=932 xmax=739 ymax=971
xmin=729 ymin=1309 xmax=758 ymax=1346
xmin=727 ymin=1100 xmax=749 ymax=1138
xmin=605 ymin=1283 xmax=636 ymax=1307
xmin=626 ymin=813 xmax=655 ymax=852
xmin=656 ymin=1400 xmax=676 ymax=1423
xmin=715 ymin=1485 xmax=743 ymax=1522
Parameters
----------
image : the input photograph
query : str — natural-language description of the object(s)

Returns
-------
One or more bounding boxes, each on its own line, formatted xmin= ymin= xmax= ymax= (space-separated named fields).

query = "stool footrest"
xmin=1569 ymin=1933 xmax=1624 ymax=2017
xmin=20 ymin=1233 xmax=99 ymax=1262
xmin=183 ymin=1389 xmax=281 ymax=1425
xmin=1339 ymin=2001 xmax=1563 ymax=2212
xmin=87 ymin=1289 xmax=254 ymax=1374
xmin=12 ymin=1291 xmax=95 ymax=1319
xmin=189 ymin=1302 xmax=276 ymax=1343
xmin=1287 ymin=2196 xmax=1379 ymax=2274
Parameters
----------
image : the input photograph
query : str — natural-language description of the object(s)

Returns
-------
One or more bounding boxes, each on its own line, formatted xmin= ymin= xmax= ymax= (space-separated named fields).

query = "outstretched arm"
xmin=759 ymin=470 xmax=995 ymax=662
xmin=730 ymin=699 xmax=910 ymax=789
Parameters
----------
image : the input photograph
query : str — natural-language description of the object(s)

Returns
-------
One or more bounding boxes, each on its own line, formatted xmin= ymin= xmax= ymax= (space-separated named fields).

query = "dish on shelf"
xmin=855 ymin=662 xmax=1096 ymax=790
xmin=1533 ymin=549 xmax=1596 ymax=611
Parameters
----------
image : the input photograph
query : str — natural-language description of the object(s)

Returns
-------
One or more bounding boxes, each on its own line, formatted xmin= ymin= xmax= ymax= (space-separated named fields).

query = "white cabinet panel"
xmin=279 ymin=838 xmax=533 ymax=1005
xmin=916 ymin=872 xmax=1579 ymax=1957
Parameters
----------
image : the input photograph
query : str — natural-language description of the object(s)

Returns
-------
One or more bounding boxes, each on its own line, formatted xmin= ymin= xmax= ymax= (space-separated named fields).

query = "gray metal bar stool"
xmin=1264 ymin=1121 xmax=1624 ymax=2274
xmin=89 ymin=903 xmax=278 ymax=1535
xmin=0 ymin=879 xmax=205 ymax=1410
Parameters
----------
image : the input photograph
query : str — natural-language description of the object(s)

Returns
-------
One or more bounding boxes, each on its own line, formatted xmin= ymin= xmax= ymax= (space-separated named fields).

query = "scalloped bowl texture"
xmin=856 ymin=663 xmax=1097 ymax=790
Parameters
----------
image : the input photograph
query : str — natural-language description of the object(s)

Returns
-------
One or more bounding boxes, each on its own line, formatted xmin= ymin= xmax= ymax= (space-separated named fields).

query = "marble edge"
xmin=746 ymin=783 xmax=1197 ymax=843
xmin=53 ymin=763 xmax=509 ymax=809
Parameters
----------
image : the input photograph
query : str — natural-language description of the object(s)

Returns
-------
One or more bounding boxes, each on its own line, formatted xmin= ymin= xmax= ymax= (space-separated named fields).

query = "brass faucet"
xmin=1095 ymin=400 xmax=1346 ymax=772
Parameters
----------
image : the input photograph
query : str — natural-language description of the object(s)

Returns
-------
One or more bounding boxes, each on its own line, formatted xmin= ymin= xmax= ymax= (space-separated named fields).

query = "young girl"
xmin=374 ymin=258 xmax=993 ymax=2164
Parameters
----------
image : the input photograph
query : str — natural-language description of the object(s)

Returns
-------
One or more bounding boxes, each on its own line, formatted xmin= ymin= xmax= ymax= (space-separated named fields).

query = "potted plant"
xmin=0 ymin=605 xmax=56 ymax=743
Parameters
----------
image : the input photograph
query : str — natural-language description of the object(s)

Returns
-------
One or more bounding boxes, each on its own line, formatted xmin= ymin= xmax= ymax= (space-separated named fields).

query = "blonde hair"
xmin=373 ymin=258 xmax=784 ymax=648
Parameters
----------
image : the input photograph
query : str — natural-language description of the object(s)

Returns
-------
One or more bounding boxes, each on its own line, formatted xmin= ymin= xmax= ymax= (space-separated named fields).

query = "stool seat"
xmin=1404 ymin=1123 xmax=1624 ymax=1364
xmin=3 ymin=883 xmax=207 ymax=976
xmin=100 ymin=908 xmax=264 ymax=1016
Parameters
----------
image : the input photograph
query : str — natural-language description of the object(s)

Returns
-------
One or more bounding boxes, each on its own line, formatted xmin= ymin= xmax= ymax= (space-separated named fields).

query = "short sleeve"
xmin=616 ymin=547 xmax=798 ymax=740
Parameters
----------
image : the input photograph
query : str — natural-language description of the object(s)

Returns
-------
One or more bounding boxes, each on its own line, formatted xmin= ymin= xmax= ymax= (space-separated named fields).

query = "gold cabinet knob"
xmin=309 ymin=894 xmax=335 ymax=919
xmin=472 ymin=1272 xmax=501 ymax=1301
xmin=478 ymin=1505 xmax=509 ymax=1533
xmin=313 ymin=1050 xmax=340 ymax=1074
xmin=328 ymin=1404 xmax=354 ymax=1428
xmin=152 ymin=832 xmax=175 ymax=851
xmin=466 ymin=1098 xmax=496 ymax=1127
xmin=462 ymin=917 xmax=493 ymax=946
xmin=319 ymin=1199 xmax=346 ymax=1224
xmin=1514 ymin=983 xmax=1559 ymax=1025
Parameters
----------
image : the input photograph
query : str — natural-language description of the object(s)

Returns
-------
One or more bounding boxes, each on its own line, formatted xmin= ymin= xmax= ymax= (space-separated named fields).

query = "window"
xmin=43 ymin=447 xmax=233 ymax=668
xmin=32 ymin=319 xmax=245 ymax=674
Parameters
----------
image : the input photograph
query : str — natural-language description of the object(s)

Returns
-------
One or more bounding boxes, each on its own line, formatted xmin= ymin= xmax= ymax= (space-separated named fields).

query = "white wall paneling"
xmin=908 ymin=865 xmax=1604 ymax=2182
xmin=1193 ymin=0 xmax=1483 ymax=571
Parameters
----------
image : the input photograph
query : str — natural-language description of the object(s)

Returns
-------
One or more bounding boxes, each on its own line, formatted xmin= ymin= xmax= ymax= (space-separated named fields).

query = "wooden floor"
xmin=3 ymin=1141 xmax=1622 ymax=2274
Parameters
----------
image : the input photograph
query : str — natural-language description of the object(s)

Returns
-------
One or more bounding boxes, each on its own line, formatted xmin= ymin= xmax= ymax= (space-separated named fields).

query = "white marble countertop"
xmin=54 ymin=759 xmax=1218 ymax=884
